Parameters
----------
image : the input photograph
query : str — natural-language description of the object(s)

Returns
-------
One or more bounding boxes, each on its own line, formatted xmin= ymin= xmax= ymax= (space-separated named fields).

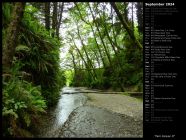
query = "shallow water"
xmin=38 ymin=87 xmax=87 ymax=137
xmin=37 ymin=87 xmax=143 ymax=138
xmin=53 ymin=87 xmax=87 ymax=127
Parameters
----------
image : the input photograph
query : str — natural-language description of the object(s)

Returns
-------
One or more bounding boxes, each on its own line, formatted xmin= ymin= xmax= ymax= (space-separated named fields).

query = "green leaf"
xmin=23 ymin=113 xmax=31 ymax=127
xmin=2 ymin=108 xmax=18 ymax=119
xmin=16 ymin=45 xmax=30 ymax=52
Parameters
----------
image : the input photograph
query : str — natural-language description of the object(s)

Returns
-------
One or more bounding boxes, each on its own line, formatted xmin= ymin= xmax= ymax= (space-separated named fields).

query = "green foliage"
xmin=2 ymin=3 xmax=66 ymax=137
xmin=89 ymin=68 xmax=104 ymax=88
xmin=57 ymin=69 xmax=66 ymax=87
xmin=66 ymin=3 xmax=143 ymax=92
xmin=105 ymin=37 xmax=143 ymax=92
xmin=15 ymin=4 xmax=65 ymax=106
xmin=90 ymin=79 xmax=104 ymax=89
xmin=65 ymin=70 xmax=74 ymax=86
xmin=71 ymin=70 xmax=91 ymax=87
xmin=2 ymin=62 xmax=46 ymax=137
xmin=16 ymin=44 xmax=31 ymax=52
xmin=2 ymin=3 xmax=13 ymax=26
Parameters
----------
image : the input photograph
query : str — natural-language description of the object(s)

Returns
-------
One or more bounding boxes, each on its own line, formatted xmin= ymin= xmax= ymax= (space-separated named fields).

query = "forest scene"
xmin=2 ymin=2 xmax=143 ymax=138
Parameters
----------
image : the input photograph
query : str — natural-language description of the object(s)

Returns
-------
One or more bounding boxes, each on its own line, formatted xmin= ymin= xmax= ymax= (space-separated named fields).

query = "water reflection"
xmin=53 ymin=87 xmax=87 ymax=127
xmin=37 ymin=87 xmax=87 ymax=137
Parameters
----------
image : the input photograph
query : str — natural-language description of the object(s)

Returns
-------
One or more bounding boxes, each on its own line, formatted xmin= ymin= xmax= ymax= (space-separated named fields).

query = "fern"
xmin=3 ymin=3 xmax=65 ymax=137
xmin=2 ymin=62 xmax=47 ymax=136
xmin=15 ymin=45 xmax=30 ymax=52
xmin=3 ymin=108 xmax=18 ymax=119
xmin=23 ymin=113 xmax=31 ymax=127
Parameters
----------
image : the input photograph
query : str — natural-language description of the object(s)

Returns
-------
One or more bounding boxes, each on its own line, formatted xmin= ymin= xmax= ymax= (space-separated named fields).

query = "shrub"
xmin=2 ymin=62 xmax=46 ymax=137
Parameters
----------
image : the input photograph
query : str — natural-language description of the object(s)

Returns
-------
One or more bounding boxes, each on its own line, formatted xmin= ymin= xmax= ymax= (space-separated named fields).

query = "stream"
xmin=37 ymin=86 xmax=143 ymax=138
xmin=37 ymin=87 xmax=87 ymax=137
xmin=53 ymin=87 xmax=87 ymax=127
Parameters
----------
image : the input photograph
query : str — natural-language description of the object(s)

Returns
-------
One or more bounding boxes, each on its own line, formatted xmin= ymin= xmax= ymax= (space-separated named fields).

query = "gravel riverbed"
xmin=36 ymin=88 xmax=143 ymax=138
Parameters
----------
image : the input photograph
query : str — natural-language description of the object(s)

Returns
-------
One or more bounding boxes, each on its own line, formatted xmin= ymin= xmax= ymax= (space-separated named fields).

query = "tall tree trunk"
xmin=96 ymin=4 xmax=117 ymax=54
xmin=123 ymin=2 xmax=129 ymax=24
xmin=89 ymin=24 xmax=106 ymax=67
xmin=74 ymin=3 xmax=106 ymax=68
xmin=92 ymin=48 xmax=100 ymax=68
xmin=111 ymin=4 xmax=118 ymax=51
xmin=2 ymin=2 xmax=26 ymax=69
xmin=98 ymin=4 xmax=123 ymax=69
xmin=52 ymin=2 xmax=57 ymax=37
xmin=88 ymin=3 xmax=112 ymax=65
xmin=70 ymin=36 xmax=95 ymax=79
xmin=56 ymin=2 xmax=64 ymax=39
xmin=131 ymin=2 xmax=134 ymax=32
xmin=45 ymin=2 xmax=50 ymax=31
xmin=69 ymin=49 xmax=77 ymax=73
xmin=110 ymin=2 xmax=143 ymax=49
xmin=136 ymin=2 xmax=143 ymax=34
xmin=97 ymin=3 xmax=125 ymax=92
xmin=75 ymin=22 xmax=97 ymax=80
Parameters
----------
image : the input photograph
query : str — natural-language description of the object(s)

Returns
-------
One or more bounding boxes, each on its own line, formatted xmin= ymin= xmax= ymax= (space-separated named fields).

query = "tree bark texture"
xmin=45 ymin=2 xmax=50 ymax=31
xmin=111 ymin=2 xmax=143 ymax=49
xmin=2 ymin=2 xmax=26 ymax=69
